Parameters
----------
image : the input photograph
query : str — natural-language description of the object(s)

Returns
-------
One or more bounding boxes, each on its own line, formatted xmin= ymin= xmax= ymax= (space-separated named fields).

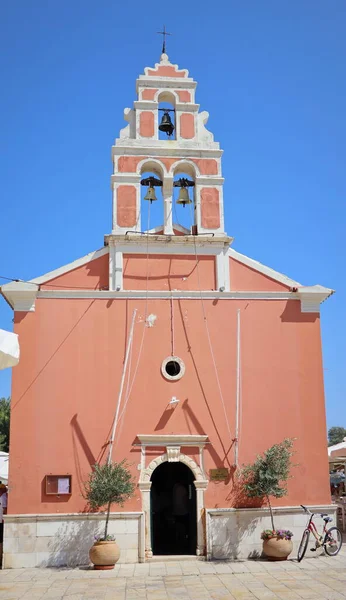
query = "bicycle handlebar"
xmin=301 ymin=505 xmax=330 ymax=519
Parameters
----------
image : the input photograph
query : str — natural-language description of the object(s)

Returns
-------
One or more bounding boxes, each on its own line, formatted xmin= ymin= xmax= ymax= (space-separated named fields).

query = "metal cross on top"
xmin=157 ymin=25 xmax=172 ymax=55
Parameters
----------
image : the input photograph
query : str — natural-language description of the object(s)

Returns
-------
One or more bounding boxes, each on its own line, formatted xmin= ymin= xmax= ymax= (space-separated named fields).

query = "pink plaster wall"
xmin=141 ymin=89 xmax=158 ymax=100
xmin=194 ymin=159 xmax=218 ymax=176
xmin=9 ymin=294 xmax=330 ymax=515
xmin=139 ymin=111 xmax=154 ymax=137
xmin=117 ymin=156 xmax=218 ymax=177
xmin=180 ymin=113 xmax=195 ymax=139
xmin=123 ymin=254 xmax=216 ymax=291
xmin=201 ymin=188 xmax=220 ymax=229
xmin=118 ymin=156 xmax=145 ymax=173
xmin=40 ymin=255 xmax=109 ymax=291
xmin=117 ymin=185 xmax=137 ymax=227
xmin=230 ymin=258 xmax=291 ymax=291
xmin=147 ymin=66 xmax=186 ymax=77
xmin=175 ymin=90 xmax=191 ymax=102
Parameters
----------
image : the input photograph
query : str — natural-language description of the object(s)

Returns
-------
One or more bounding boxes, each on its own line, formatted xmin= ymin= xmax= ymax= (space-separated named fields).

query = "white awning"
xmin=0 ymin=329 xmax=20 ymax=370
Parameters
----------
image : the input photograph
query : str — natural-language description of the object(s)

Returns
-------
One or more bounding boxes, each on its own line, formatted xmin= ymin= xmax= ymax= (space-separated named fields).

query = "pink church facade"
xmin=1 ymin=53 xmax=334 ymax=568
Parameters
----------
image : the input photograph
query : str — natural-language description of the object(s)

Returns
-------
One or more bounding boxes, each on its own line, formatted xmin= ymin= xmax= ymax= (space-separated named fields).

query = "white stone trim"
xmin=139 ymin=453 xmax=206 ymax=485
xmin=105 ymin=237 xmax=231 ymax=255
xmin=111 ymin=174 xmax=141 ymax=184
xmin=142 ymin=54 xmax=190 ymax=79
xmin=137 ymin=434 xmax=208 ymax=447
xmin=146 ymin=223 xmax=190 ymax=235
xmin=216 ymin=249 xmax=230 ymax=292
xmin=298 ymin=285 xmax=335 ymax=313
xmin=161 ymin=355 xmax=185 ymax=381
xmin=1 ymin=282 xmax=38 ymax=312
xmin=137 ymin=440 xmax=208 ymax=559
xmin=29 ymin=247 xmax=109 ymax=285
xmin=37 ymin=290 xmax=299 ymax=300
xmin=134 ymin=100 xmax=157 ymax=110
xmin=112 ymin=145 xmax=223 ymax=158
xmin=137 ymin=78 xmax=197 ymax=92
xmin=114 ymin=248 xmax=123 ymax=291
xmin=4 ymin=511 xmax=143 ymax=522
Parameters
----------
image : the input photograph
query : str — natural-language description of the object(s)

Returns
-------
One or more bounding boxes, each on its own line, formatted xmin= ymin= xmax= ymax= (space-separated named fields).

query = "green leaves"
xmin=83 ymin=460 xmax=136 ymax=511
xmin=0 ymin=398 xmax=10 ymax=453
xmin=328 ymin=427 xmax=346 ymax=447
xmin=239 ymin=438 xmax=295 ymax=501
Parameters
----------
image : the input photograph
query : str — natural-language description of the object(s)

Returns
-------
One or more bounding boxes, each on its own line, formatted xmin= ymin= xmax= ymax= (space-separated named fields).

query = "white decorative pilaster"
xmin=163 ymin=176 xmax=174 ymax=235
xmin=216 ymin=248 xmax=231 ymax=292
xmin=138 ymin=481 xmax=153 ymax=559
xmin=194 ymin=480 xmax=208 ymax=556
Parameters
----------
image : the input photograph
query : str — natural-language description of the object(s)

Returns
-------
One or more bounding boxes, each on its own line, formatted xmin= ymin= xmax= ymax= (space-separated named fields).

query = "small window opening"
xmin=165 ymin=360 xmax=181 ymax=377
xmin=161 ymin=356 xmax=185 ymax=381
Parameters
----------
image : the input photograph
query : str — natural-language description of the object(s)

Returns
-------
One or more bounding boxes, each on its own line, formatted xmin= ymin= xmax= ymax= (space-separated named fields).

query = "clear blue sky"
xmin=1 ymin=1 xmax=345 ymax=429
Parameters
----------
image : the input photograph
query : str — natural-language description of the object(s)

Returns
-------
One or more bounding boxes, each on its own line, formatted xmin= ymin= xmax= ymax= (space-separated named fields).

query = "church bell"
xmin=176 ymin=187 xmax=192 ymax=207
xmin=159 ymin=111 xmax=175 ymax=136
xmin=144 ymin=186 xmax=158 ymax=202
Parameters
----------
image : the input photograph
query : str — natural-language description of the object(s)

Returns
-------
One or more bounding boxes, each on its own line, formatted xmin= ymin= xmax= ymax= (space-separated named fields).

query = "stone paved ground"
xmin=0 ymin=547 xmax=346 ymax=600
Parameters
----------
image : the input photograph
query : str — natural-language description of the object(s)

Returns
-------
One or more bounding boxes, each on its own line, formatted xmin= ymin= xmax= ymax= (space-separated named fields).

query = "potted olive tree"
xmin=84 ymin=460 xmax=135 ymax=569
xmin=239 ymin=438 xmax=295 ymax=561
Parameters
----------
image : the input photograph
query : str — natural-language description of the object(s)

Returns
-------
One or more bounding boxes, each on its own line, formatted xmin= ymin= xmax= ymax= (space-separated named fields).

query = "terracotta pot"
xmin=89 ymin=540 xmax=120 ymax=570
xmin=263 ymin=537 xmax=293 ymax=561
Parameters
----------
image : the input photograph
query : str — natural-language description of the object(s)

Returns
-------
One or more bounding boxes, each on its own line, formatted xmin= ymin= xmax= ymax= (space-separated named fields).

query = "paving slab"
xmin=0 ymin=548 xmax=345 ymax=599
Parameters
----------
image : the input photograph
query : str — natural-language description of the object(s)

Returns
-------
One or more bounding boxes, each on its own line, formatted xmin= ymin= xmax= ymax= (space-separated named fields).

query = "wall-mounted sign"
xmin=209 ymin=468 xmax=229 ymax=481
xmin=45 ymin=475 xmax=72 ymax=495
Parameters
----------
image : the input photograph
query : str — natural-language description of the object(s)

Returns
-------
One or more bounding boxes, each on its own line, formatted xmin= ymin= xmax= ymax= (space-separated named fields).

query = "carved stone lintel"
xmin=167 ymin=446 xmax=181 ymax=462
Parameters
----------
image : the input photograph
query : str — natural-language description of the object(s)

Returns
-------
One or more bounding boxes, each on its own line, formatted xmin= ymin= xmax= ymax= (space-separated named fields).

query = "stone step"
xmin=147 ymin=555 xmax=206 ymax=562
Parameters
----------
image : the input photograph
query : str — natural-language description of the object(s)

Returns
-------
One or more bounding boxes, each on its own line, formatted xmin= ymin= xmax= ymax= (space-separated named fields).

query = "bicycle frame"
xmin=305 ymin=514 xmax=327 ymax=545
xmin=301 ymin=505 xmax=331 ymax=547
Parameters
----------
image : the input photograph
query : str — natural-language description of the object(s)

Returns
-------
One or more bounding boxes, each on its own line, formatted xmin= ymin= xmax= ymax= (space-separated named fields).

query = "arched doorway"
xmin=150 ymin=462 xmax=197 ymax=555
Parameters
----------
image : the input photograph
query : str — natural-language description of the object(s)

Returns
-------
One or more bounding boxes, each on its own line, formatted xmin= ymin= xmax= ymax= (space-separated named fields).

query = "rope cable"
xmin=188 ymin=201 xmax=233 ymax=442
xmin=115 ymin=200 xmax=151 ymax=428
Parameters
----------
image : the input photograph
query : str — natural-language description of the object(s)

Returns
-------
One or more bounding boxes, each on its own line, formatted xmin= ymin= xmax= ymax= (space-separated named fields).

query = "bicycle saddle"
xmin=321 ymin=514 xmax=332 ymax=522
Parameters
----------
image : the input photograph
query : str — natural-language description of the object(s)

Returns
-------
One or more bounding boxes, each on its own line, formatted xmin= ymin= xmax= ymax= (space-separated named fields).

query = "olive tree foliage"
xmin=238 ymin=438 xmax=296 ymax=530
xmin=0 ymin=398 xmax=10 ymax=453
xmin=328 ymin=427 xmax=346 ymax=447
xmin=83 ymin=460 xmax=136 ymax=539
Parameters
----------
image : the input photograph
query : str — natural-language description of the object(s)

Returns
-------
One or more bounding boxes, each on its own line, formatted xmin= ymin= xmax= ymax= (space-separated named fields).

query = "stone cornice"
xmin=112 ymin=144 xmax=223 ymax=158
xmin=104 ymin=233 xmax=232 ymax=249
xmin=137 ymin=434 xmax=208 ymax=447
xmin=297 ymin=285 xmax=334 ymax=313
xmin=1 ymin=282 xmax=38 ymax=312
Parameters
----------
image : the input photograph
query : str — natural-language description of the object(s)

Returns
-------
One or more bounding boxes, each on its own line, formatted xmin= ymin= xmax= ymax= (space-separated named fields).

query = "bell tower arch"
xmin=106 ymin=52 xmax=232 ymax=292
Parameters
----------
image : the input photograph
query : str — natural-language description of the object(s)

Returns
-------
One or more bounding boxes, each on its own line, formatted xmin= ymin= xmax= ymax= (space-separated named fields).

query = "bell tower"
xmin=105 ymin=52 xmax=232 ymax=291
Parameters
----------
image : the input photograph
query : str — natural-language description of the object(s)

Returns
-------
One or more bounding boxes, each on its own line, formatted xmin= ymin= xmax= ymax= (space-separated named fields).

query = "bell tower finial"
xmin=157 ymin=25 xmax=171 ymax=55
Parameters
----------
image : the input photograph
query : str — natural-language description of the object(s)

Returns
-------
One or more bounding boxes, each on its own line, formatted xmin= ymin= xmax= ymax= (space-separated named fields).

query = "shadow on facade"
xmin=42 ymin=519 xmax=100 ymax=568
xmin=209 ymin=479 xmax=265 ymax=560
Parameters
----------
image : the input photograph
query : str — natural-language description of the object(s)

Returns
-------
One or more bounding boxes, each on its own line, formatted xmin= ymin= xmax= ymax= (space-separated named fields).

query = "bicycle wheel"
xmin=297 ymin=529 xmax=310 ymax=562
xmin=324 ymin=527 xmax=342 ymax=556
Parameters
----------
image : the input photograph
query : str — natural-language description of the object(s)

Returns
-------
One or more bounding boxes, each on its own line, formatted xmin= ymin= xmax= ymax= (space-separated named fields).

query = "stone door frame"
xmin=137 ymin=435 xmax=209 ymax=559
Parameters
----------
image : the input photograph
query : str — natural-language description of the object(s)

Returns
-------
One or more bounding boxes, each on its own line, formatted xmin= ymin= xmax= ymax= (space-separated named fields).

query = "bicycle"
xmin=297 ymin=504 xmax=342 ymax=562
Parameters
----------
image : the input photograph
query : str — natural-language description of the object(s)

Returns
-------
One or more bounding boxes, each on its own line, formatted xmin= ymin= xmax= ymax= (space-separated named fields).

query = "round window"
xmin=161 ymin=356 xmax=185 ymax=381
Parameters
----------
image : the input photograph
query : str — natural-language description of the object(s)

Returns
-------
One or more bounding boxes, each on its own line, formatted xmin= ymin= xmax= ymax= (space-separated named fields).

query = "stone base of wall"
xmin=206 ymin=505 xmax=337 ymax=560
xmin=3 ymin=512 xmax=144 ymax=568
xmin=3 ymin=505 xmax=337 ymax=567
